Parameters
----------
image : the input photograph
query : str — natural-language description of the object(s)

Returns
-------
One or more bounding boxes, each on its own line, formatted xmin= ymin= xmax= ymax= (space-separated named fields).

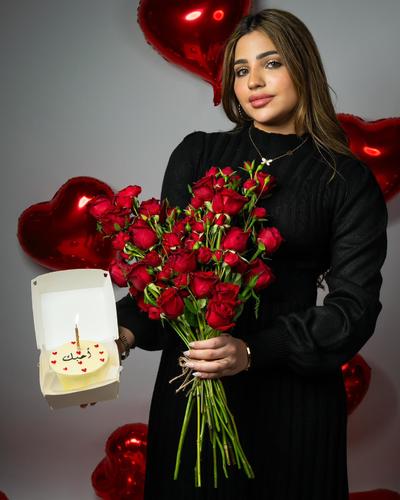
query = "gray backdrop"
xmin=1 ymin=0 xmax=399 ymax=498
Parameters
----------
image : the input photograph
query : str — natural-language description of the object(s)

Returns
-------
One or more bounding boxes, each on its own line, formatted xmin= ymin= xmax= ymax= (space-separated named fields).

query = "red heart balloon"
xmin=137 ymin=0 xmax=252 ymax=105
xmin=338 ymin=113 xmax=400 ymax=201
xmin=92 ymin=423 xmax=148 ymax=500
xmin=17 ymin=177 xmax=114 ymax=270
xmin=341 ymin=354 xmax=371 ymax=415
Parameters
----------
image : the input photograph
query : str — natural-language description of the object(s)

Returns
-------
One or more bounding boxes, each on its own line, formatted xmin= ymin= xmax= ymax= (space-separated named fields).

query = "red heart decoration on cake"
xmin=341 ymin=354 xmax=371 ymax=415
xmin=338 ymin=114 xmax=400 ymax=201
xmin=137 ymin=0 xmax=252 ymax=105
xmin=99 ymin=351 xmax=104 ymax=354
xmin=81 ymin=368 xmax=87 ymax=372
xmin=17 ymin=177 xmax=114 ymax=270
xmin=63 ymin=367 xmax=68 ymax=371
xmin=51 ymin=360 xmax=56 ymax=364
xmin=78 ymin=361 xmax=83 ymax=365
xmin=100 ymin=358 xmax=105 ymax=362
xmin=71 ymin=341 xmax=76 ymax=344
xmin=76 ymin=351 xmax=81 ymax=355
xmin=52 ymin=352 xmax=57 ymax=355
xmin=94 ymin=344 xmax=99 ymax=348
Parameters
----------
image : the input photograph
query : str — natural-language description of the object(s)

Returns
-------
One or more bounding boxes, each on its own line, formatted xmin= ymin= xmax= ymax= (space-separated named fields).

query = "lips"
xmin=249 ymin=94 xmax=274 ymax=108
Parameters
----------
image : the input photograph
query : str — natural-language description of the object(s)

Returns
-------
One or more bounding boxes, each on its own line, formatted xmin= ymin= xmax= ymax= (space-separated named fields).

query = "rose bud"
xmin=88 ymin=196 xmax=114 ymax=219
xmin=255 ymin=172 xmax=277 ymax=197
xmin=205 ymin=166 xmax=218 ymax=177
xmin=190 ymin=271 xmax=219 ymax=298
xmin=192 ymin=176 xmax=214 ymax=201
xmin=115 ymin=185 xmax=142 ymax=208
xmin=157 ymin=288 xmax=185 ymax=319
xmin=128 ymin=263 xmax=154 ymax=292
xmin=139 ymin=197 xmax=161 ymax=217
xmin=223 ymin=251 xmax=240 ymax=267
xmin=148 ymin=306 xmax=161 ymax=320
xmin=246 ymin=259 xmax=276 ymax=291
xmin=257 ymin=227 xmax=284 ymax=253
xmin=222 ymin=227 xmax=250 ymax=253
xmin=243 ymin=179 xmax=257 ymax=192
xmin=206 ymin=299 xmax=237 ymax=332
xmin=213 ymin=250 xmax=223 ymax=262
xmin=221 ymin=166 xmax=234 ymax=176
xmin=252 ymin=207 xmax=267 ymax=219
xmin=197 ymin=246 xmax=212 ymax=264
xmin=192 ymin=221 xmax=205 ymax=233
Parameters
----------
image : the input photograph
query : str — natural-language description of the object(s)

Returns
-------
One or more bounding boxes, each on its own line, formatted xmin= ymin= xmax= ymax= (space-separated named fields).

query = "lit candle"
xmin=75 ymin=314 xmax=81 ymax=350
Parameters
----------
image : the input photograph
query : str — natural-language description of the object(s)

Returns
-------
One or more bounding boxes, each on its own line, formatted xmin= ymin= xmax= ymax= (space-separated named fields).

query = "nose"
xmin=247 ymin=67 xmax=265 ymax=89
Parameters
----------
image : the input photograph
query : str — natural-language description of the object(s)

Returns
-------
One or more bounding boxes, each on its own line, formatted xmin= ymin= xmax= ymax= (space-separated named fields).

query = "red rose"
xmin=243 ymin=179 xmax=257 ymax=192
xmin=139 ymin=198 xmax=161 ymax=217
xmin=223 ymin=251 xmax=240 ymax=267
xmin=148 ymin=306 xmax=161 ymax=320
xmin=192 ymin=176 xmax=214 ymax=201
xmin=192 ymin=221 xmax=204 ymax=233
xmin=128 ymin=262 xmax=153 ymax=292
xmin=101 ymin=213 xmax=127 ymax=234
xmin=190 ymin=196 xmax=203 ymax=209
xmin=142 ymin=250 xmax=162 ymax=267
xmin=212 ymin=188 xmax=247 ymax=215
xmin=169 ymin=250 xmax=197 ymax=273
xmin=88 ymin=196 xmax=114 ymax=219
xmin=252 ymin=207 xmax=267 ymax=219
xmin=163 ymin=232 xmax=181 ymax=251
xmin=222 ymin=227 xmax=250 ymax=253
xmin=115 ymin=185 xmax=141 ymax=208
xmin=173 ymin=273 xmax=190 ymax=288
xmin=221 ymin=166 xmax=234 ymax=176
xmin=197 ymin=247 xmax=212 ymax=264
xmin=136 ymin=293 xmax=149 ymax=312
xmin=205 ymin=166 xmax=218 ymax=177
xmin=254 ymin=172 xmax=277 ymax=197
xmin=112 ymin=231 xmax=130 ymax=250
xmin=213 ymin=250 xmax=223 ymax=262
xmin=109 ymin=259 xmax=130 ymax=287
xmin=206 ymin=299 xmax=237 ymax=332
xmin=246 ymin=259 xmax=275 ymax=291
xmin=158 ymin=288 xmax=184 ymax=319
xmin=190 ymin=271 xmax=218 ymax=298
xmin=213 ymin=178 xmax=226 ymax=190
xmin=213 ymin=282 xmax=240 ymax=301
xmin=257 ymin=227 xmax=284 ymax=253
xmin=215 ymin=214 xmax=226 ymax=226
xmin=129 ymin=220 xmax=158 ymax=250
xmin=157 ymin=265 xmax=173 ymax=283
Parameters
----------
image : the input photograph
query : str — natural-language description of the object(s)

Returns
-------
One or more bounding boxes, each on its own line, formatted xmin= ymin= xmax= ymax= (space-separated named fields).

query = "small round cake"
xmin=49 ymin=340 xmax=109 ymax=389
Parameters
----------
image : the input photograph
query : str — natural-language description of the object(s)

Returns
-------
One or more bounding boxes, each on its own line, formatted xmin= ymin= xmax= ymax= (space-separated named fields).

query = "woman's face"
xmin=233 ymin=30 xmax=299 ymax=134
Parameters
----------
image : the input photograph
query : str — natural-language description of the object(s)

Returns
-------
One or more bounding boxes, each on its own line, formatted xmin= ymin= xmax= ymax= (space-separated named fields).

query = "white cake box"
xmin=31 ymin=269 xmax=120 ymax=409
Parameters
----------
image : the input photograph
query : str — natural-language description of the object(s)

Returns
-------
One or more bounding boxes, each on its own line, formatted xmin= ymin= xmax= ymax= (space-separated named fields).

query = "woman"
xmin=116 ymin=9 xmax=387 ymax=499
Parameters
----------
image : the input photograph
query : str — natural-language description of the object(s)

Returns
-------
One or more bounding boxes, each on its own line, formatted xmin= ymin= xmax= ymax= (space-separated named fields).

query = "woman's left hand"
xmin=183 ymin=334 xmax=249 ymax=379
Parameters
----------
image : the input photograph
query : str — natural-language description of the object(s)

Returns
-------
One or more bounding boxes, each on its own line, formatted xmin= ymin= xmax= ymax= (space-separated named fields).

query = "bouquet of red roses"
xmin=89 ymin=160 xmax=283 ymax=487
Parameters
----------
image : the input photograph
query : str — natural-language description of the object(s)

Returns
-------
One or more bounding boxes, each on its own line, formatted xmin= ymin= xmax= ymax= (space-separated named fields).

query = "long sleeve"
xmin=246 ymin=158 xmax=388 ymax=374
xmin=116 ymin=131 xmax=205 ymax=350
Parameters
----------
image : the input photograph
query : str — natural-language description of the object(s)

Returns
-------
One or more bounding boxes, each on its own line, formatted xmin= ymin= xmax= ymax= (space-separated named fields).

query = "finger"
xmin=186 ymin=347 xmax=227 ymax=361
xmin=193 ymin=371 xmax=226 ymax=379
xmin=185 ymin=358 xmax=231 ymax=373
xmin=188 ymin=334 xmax=232 ymax=351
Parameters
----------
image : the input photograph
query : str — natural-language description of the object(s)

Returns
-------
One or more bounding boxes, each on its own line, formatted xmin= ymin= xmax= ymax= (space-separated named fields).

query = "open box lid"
xmin=31 ymin=269 xmax=119 ymax=350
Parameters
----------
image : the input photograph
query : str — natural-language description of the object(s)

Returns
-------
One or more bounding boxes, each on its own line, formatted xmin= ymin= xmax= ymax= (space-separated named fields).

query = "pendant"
xmin=261 ymin=158 xmax=273 ymax=166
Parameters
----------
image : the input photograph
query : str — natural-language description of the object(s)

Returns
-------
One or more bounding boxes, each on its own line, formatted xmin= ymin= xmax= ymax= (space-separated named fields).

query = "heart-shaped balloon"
xmin=92 ymin=423 xmax=148 ymax=500
xmin=137 ymin=0 xmax=252 ymax=105
xmin=338 ymin=114 xmax=400 ymax=201
xmin=341 ymin=354 xmax=371 ymax=415
xmin=17 ymin=177 xmax=114 ymax=270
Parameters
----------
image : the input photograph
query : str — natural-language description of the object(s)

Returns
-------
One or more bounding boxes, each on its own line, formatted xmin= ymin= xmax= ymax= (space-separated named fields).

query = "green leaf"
xmin=197 ymin=299 xmax=207 ymax=310
xmin=184 ymin=297 xmax=197 ymax=314
xmin=184 ymin=308 xmax=198 ymax=327
xmin=114 ymin=223 xmax=121 ymax=231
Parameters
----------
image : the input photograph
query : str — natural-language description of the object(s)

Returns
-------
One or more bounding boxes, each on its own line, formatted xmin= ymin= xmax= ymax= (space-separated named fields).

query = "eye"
xmin=234 ymin=67 xmax=248 ymax=78
xmin=265 ymin=59 xmax=282 ymax=69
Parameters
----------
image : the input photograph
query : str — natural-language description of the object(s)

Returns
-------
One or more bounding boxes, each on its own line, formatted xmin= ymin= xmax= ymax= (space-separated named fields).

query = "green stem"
xmin=174 ymin=390 xmax=195 ymax=480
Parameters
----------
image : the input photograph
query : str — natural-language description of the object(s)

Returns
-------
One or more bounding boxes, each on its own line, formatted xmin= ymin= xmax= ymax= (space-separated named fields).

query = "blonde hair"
xmin=221 ymin=9 xmax=355 ymax=180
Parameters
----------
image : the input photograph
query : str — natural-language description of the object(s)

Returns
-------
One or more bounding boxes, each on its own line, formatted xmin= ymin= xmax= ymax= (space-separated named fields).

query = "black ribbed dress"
xmin=116 ymin=124 xmax=388 ymax=500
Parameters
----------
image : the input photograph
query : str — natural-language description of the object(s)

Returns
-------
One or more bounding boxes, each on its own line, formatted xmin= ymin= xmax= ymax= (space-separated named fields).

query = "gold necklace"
xmin=248 ymin=126 xmax=309 ymax=166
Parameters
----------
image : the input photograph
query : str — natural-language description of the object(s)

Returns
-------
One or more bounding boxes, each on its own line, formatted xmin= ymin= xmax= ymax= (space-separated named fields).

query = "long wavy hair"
xmin=221 ymin=9 xmax=355 ymax=179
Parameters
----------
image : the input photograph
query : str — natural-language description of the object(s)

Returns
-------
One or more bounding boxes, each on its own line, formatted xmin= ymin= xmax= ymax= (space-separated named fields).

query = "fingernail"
xmin=193 ymin=372 xmax=202 ymax=377
xmin=183 ymin=350 xmax=190 ymax=357
xmin=184 ymin=361 xmax=194 ymax=368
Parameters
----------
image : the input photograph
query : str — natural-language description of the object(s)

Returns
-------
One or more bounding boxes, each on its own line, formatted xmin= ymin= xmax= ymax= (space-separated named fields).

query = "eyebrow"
xmin=233 ymin=50 xmax=278 ymax=66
